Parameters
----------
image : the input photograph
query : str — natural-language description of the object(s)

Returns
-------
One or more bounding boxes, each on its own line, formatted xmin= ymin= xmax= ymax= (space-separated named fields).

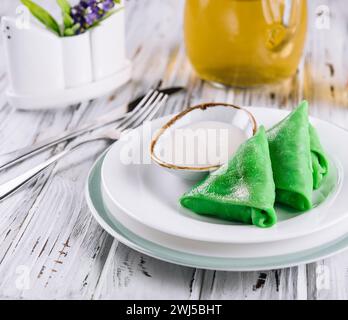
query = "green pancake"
xmin=180 ymin=126 xmax=276 ymax=228
xmin=267 ymin=101 xmax=313 ymax=211
xmin=309 ymin=124 xmax=329 ymax=189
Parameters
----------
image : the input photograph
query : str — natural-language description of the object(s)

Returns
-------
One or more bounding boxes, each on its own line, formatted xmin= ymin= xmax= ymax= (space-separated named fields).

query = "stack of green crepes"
xmin=180 ymin=101 xmax=329 ymax=228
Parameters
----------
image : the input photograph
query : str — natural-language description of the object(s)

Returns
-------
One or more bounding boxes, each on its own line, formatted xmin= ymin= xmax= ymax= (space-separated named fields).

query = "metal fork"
xmin=0 ymin=91 xmax=168 ymax=201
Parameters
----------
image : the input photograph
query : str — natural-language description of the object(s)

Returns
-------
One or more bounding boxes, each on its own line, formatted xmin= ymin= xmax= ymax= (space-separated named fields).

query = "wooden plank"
xmin=304 ymin=0 xmax=348 ymax=300
xmin=0 ymin=0 xmax=201 ymax=299
xmin=93 ymin=241 xmax=203 ymax=300
xmin=200 ymin=267 xmax=307 ymax=300
xmin=0 ymin=0 xmax=347 ymax=300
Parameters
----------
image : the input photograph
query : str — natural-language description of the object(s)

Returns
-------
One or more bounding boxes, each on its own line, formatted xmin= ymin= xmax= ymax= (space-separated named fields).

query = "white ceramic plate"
xmin=86 ymin=155 xmax=348 ymax=271
xmin=101 ymin=107 xmax=347 ymax=244
xmin=102 ymin=181 xmax=348 ymax=258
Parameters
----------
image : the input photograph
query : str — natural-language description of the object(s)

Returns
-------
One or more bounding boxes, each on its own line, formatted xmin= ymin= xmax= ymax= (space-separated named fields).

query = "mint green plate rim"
xmin=85 ymin=154 xmax=348 ymax=271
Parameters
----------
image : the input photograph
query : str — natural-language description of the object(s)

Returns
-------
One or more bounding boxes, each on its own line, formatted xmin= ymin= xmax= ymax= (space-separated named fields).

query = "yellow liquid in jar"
xmin=184 ymin=0 xmax=308 ymax=87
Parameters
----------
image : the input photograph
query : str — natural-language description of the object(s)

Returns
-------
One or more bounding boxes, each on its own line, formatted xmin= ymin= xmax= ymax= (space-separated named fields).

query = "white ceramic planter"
xmin=91 ymin=9 xmax=126 ymax=81
xmin=1 ymin=16 xmax=65 ymax=95
xmin=1 ymin=4 xmax=131 ymax=110
xmin=61 ymin=32 xmax=93 ymax=88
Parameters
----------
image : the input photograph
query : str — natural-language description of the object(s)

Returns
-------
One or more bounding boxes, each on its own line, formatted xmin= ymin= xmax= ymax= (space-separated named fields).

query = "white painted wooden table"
xmin=0 ymin=0 xmax=348 ymax=300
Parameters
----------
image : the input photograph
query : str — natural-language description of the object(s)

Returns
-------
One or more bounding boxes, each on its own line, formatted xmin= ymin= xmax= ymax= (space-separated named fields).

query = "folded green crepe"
xmin=267 ymin=101 xmax=313 ymax=211
xmin=180 ymin=126 xmax=276 ymax=228
xmin=267 ymin=101 xmax=329 ymax=210
xmin=309 ymin=124 xmax=329 ymax=189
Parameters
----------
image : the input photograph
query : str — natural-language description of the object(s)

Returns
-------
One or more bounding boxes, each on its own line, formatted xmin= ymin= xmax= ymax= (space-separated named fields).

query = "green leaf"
xmin=56 ymin=0 xmax=73 ymax=33
xmin=63 ymin=28 xmax=74 ymax=37
xmin=63 ymin=12 xmax=74 ymax=28
xmin=56 ymin=0 xmax=71 ymax=14
xmin=63 ymin=23 xmax=81 ymax=37
xmin=114 ymin=0 xmax=121 ymax=4
xmin=20 ymin=0 xmax=61 ymax=36
xmin=63 ymin=28 xmax=74 ymax=36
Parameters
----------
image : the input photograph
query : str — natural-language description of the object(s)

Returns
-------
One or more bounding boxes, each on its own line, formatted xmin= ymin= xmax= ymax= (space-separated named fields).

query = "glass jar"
xmin=184 ymin=0 xmax=307 ymax=87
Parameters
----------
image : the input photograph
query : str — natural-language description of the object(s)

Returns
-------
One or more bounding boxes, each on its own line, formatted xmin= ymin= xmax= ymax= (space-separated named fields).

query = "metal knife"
xmin=0 ymin=86 xmax=184 ymax=171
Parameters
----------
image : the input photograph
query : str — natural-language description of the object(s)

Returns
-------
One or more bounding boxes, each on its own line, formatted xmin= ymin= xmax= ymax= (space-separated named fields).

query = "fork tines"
xmin=116 ymin=90 xmax=168 ymax=132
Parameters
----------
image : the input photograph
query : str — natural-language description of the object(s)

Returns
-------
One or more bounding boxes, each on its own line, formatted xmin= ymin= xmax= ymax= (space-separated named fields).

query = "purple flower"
xmin=70 ymin=0 xmax=115 ymax=33
xmin=100 ymin=0 xmax=114 ymax=11
xmin=85 ymin=11 xmax=98 ymax=25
